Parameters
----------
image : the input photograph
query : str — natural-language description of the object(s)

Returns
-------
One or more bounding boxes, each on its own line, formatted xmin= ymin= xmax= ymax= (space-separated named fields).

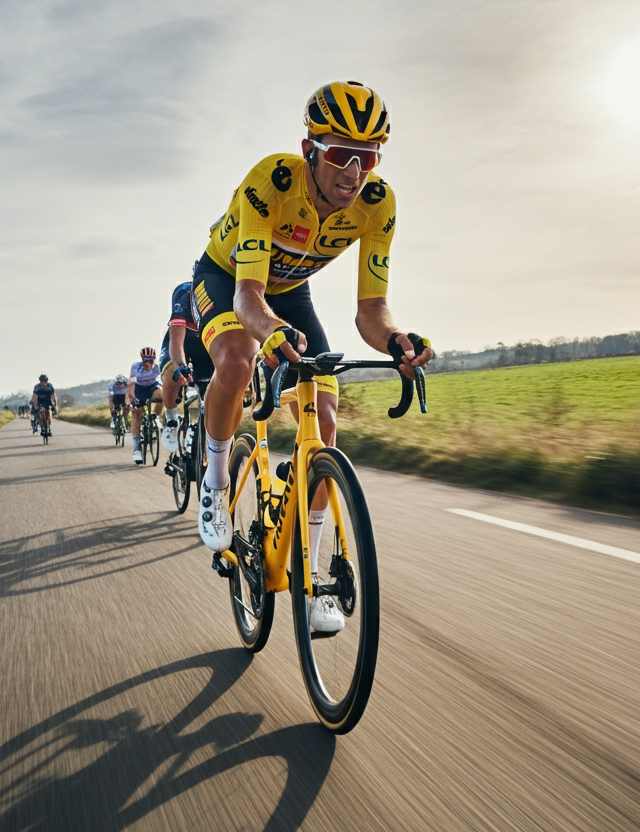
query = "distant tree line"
xmin=432 ymin=331 xmax=640 ymax=373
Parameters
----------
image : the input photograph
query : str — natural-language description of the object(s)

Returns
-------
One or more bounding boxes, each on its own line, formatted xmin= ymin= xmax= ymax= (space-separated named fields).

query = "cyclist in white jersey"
xmin=126 ymin=347 xmax=163 ymax=464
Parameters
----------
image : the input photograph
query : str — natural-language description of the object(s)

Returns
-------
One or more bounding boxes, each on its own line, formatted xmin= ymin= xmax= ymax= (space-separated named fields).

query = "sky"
xmin=1 ymin=0 xmax=640 ymax=395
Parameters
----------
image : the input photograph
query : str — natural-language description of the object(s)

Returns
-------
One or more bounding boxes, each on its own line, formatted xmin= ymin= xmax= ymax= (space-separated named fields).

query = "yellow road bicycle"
xmin=215 ymin=350 xmax=427 ymax=733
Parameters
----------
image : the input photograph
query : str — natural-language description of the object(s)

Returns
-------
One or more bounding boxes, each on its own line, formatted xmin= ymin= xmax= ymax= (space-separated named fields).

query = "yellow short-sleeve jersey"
xmin=205 ymin=153 xmax=396 ymax=298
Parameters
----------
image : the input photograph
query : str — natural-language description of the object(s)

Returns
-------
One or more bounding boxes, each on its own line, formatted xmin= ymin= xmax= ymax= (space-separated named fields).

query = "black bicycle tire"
xmin=141 ymin=416 xmax=148 ymax=465
xmin=150 ymin=418 xmax=160 ymax=466
xmin=291 ymin=447 xmax=379 ymax=734
xmin=172 ymin=421 xmax=191 ymax=513
xmin=195 ymin=416 xmax=206 ymax=498
xmin=227 ymin=434 xmax=274 ymax=652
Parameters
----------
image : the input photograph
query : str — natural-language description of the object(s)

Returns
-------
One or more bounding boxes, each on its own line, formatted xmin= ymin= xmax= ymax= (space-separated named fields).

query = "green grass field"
xmin=57 ymin=356 xmax=640 ymax=515
xmin=0 ymin=411 xmax=15 ymax=428
xmin=240 ymin=355 xmax=640 ymax=515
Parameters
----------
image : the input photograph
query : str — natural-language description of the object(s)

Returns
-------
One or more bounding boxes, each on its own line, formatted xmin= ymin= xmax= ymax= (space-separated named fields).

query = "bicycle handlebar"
xmin=252 ymin=352 xmax=427 ymax=422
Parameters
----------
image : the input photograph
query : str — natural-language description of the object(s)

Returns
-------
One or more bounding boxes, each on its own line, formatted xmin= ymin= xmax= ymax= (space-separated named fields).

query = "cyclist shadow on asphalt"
xmin=0 ymin=513 xmax=199 ymax=599
xmin=0 ymin=650 xmax=336 ymax=831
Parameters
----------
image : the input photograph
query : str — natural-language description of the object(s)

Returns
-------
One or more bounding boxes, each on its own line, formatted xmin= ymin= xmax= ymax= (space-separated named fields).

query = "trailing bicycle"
xmin=137 ymin=398 xmax=160 ymax=466
xmin=164 ymin=377 xmax=210 ymax=512
xmin=38 ymin=405 xmax=54 ymax=444
xmin=216 ymin=349 xmax=427 ymax=734
xmin=112 ymin=406 xmax=127 ymax=446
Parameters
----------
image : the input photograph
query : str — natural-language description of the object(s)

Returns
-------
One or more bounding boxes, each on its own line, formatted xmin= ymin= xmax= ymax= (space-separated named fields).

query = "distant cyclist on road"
xmin=192 ymin=81 xmax=433 ymax=631
xmin=108 ymin=375 xmax=131 ymax=429
xmin=126 ymin=348 xmax=163 ymax=465
xmin=32 ymin=374 xmax=57 ymax=436
xmin=158 ymin=273 xmax=214 ymax=452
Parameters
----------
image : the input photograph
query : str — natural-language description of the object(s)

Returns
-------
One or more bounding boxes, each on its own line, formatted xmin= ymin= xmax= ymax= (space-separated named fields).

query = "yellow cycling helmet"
xmin=304 ymin=81 xmax=390 ymax=144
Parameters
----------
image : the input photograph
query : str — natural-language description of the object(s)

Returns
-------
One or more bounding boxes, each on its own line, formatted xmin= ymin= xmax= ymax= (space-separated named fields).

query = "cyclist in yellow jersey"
xmin=192 ymin=81 xmax=433 ymax=627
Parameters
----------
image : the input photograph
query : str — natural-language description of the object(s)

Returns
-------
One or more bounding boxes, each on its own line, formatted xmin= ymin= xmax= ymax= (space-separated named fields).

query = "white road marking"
xmin=448 ymin=509 xmax=640 ymax=565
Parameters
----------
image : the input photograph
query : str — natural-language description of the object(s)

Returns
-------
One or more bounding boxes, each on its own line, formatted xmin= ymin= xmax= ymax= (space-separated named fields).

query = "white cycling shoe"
xmin=199 ymin=483 xmax=233 ymax=552
xmin=308 ymin=575 xmax=345 ymax=633
xmin=132 ymin=449 xmax=143 ymax=465
xmin=161 ymin=418 xmax=180 ymax=452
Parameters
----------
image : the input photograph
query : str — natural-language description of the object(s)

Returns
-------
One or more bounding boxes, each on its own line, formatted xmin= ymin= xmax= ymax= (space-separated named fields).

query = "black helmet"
xmin=39 ymin=374 xmax=48 ymax=382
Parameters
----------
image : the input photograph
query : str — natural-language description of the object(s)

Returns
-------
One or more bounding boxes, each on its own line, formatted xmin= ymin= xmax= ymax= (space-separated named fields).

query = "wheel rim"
xmin=293 ymin=450 xmax=379 ymax=731
xmin=230 ymin=453 xmax=262 ymax=639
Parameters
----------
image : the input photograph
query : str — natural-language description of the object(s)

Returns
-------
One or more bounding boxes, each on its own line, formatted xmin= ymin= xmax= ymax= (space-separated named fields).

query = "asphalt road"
xmin=2 ymin=416 xmax=640 ymax=831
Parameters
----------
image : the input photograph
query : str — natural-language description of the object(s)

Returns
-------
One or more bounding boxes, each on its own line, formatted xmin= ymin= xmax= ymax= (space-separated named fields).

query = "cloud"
xmin=1 ymin=7 xmax=223 ymax=182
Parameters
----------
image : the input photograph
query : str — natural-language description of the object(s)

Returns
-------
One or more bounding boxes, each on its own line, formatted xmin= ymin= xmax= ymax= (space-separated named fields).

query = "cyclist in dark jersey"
xmin=33 ymin=375 xmax=56 ymax=409
xmin=32 ymin=375 xmax=57 ymax=436
xmin=159 ymin=274 xmax=213 ymax=452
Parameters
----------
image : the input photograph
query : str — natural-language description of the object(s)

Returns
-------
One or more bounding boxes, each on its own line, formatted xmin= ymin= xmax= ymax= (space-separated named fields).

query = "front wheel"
xmin=140 ymin=418 xmax=148 ymax=465
xmin=194 ymin=417 xmax=207 ymax=499
xmin=291 ymin=447 xmax=379 ymax=734
xmin=227 ymin=434 xmax=274 ymax=652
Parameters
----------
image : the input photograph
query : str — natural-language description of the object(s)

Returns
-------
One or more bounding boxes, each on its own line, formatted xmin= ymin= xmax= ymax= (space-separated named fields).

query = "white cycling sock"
xmin=309 ymin=509 xmax=327 ymax=574
xmin=204 ymin=434 xmax=232 ymax=491
xmin=165 ymin=407 xmax=178 ymax=422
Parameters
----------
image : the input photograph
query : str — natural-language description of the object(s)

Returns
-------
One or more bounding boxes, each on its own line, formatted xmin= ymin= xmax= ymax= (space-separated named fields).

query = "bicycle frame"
xmin=224 ymin=377 xmax=348 ymax=599
xmin=38 ymin=406 xmax=51 ymax=430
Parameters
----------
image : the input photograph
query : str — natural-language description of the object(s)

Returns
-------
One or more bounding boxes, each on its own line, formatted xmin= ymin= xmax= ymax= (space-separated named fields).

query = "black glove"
xmin=387 ymin=332 xmax=432 ymax=364
xmin=172 ymin=365 xmax=192 ymax=383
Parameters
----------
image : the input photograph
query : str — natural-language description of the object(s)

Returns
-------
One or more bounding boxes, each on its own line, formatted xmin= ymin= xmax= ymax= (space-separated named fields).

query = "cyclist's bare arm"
xmin=356 ymin=297 xmax=433 ymax=377
xmin=168 ymin=324 xmax=188 ymax=366
xmin=234 ymin=279 xmax=307 ymax=362
xmin=167 ymin=324 xmax=190 ymax=387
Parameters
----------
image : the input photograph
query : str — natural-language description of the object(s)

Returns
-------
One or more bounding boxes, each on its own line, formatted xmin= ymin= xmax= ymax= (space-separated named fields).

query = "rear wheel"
xmin=291 ymin=447 xmax=379 ymax=734
xmin=149 ymin=417 xmax=160 ymax=466
xmin=227 ymin=434 xmax=274 ymax=652
xmin=171 ymin=422 xmax=191 ymax=513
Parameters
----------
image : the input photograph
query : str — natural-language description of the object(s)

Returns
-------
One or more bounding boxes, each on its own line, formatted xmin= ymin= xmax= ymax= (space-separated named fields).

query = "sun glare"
xmin=601 ymin=37 xmax=640 ymax=131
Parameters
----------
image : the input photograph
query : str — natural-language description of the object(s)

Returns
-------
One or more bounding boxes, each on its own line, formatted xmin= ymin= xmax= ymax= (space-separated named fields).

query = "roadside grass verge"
xmin=57 ymin=356 xmax=640 ymax=516
xmin=57 ymin=404 xmax=111 ymax=429
xmin=0 ymin=411 xmax=15 ymax=428
xmin=238 ymin=355 xmax=640 ymax=517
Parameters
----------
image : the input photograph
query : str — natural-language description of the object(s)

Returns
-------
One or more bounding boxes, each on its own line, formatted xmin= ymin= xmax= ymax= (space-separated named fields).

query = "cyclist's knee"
xmin=212 ymin=353 xmax=254 ymax=394
xmin=317 ymin=392 xmax=338 ymax=445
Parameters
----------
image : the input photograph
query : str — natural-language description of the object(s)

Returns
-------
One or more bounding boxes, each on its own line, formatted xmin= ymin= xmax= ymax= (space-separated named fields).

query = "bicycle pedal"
xmin=211 ymin=554 xmax=233 ymax=579
xmin=164 ymin=462 xmax=175 ymax=477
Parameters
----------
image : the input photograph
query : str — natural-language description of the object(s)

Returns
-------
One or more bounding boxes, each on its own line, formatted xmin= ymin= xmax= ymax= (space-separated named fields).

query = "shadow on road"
xmin=0 ymin=513 xmax=198 ymax=598
xmin=0 ymin=650 xmax=335 ymax=831
xmin=0 ymin=445 xmax=133 ymax=461
xmin=0 ymin=460 xmax=150 ymax=488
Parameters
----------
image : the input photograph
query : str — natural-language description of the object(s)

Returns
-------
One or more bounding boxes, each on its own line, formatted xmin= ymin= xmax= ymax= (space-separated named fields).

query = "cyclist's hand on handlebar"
xmin=172 ymin=365 xmax=192 ymax=385
xmin=388 ymin=332 xmax=434 ymax=379
xmin=260 ymin=325 xmax=307 ymax=369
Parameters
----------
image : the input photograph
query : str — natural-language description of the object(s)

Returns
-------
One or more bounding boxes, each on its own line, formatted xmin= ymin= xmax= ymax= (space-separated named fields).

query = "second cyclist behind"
xmin=158 ymin=273 xmax=214 ymax=452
